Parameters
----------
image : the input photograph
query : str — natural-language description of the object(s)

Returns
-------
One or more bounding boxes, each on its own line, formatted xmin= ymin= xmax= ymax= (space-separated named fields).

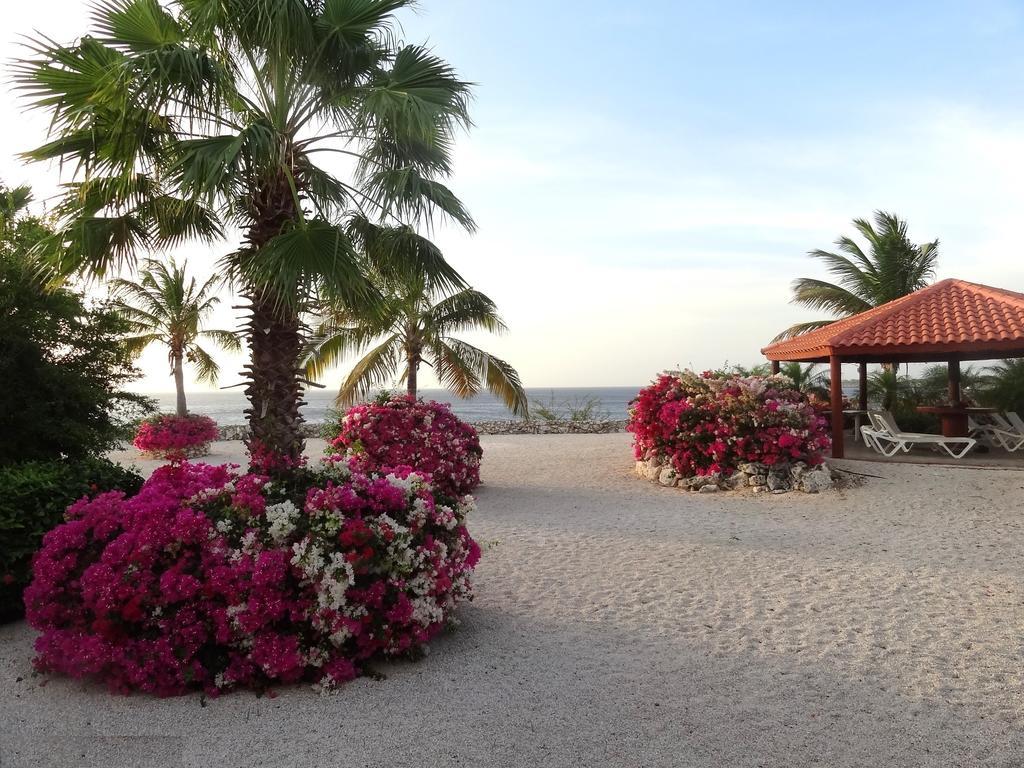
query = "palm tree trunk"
xmin=244 ymin=290 xmax=306 ymax=464
xmin=407 ymin=352 xmax=418 ymax=399
xmin=241 ymin=173 xmax=306 ymax=465
xmin=173 ymin=354 xmax=187 ymax=417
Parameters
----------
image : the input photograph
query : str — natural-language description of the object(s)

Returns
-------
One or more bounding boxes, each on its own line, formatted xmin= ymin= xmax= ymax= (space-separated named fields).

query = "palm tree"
xmin=776 ymin=211 xmax=939 ymax=340
xmin=304 ymin=225 xmax=528 ymax=417
xmin=980 ymin=360 xmax=1024 ymax=412
xmin=16 ymin=0 xmax=471 ymax=461
xmin=0 ymin=184 xmax=32 ymax=234
xmin=111 ymin=259 xmax=241 ymax=417
xmin=914 ymin=363 xmax=983 ymax=405
xmin=778 ymin=362 xmax=828 ymax=397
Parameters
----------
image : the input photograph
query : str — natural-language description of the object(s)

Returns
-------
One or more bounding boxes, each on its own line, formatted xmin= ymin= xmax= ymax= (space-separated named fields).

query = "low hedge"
xmin=0 ymin=457 xmax=143 ymax=622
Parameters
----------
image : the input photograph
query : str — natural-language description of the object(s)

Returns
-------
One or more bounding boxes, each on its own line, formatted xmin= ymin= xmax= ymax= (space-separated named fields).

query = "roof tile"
xmin=762 ymin=279 xmax=1024 ymax=360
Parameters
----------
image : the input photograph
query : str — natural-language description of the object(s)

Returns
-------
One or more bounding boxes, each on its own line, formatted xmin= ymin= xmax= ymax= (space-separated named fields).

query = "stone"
xmin=737 ymin=462 xmax=766 ymax=475
xmin=218 ymin=419 xmax=631 ymax=441
xmin=698 ymin=483 xmax=720 ymax=493
xmin=767 ymin=471 xmax=792 ymax=492
xmin=748 ymin=474 xmax=767 ymax=487
xmin=751 ymin=486 xmax=768 ymax=494
xmin=798 ymin=466 xmax=834 ymax=494
xmin=658 ymin=467 xmax=679 ymax=487
xmin=771 ymin=488 xmax=788 ymax=495
xmin=724 ymin=472 xmax=747 ymax=490
xmin=790 ymin=461 xmax=809 ymax=481
xmin=643 ymin=459 xmax=662 ymax=481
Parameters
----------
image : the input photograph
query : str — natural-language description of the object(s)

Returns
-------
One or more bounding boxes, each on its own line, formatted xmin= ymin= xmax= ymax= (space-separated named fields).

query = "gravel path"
xmin=2 ymin=433 xmax=1022 ymax=767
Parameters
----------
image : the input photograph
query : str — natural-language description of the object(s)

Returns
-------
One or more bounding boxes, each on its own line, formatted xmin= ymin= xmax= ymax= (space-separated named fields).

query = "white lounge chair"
xmin=1004 ymin=411 xmax=1024 ymax=436
xmin=968 ymin=414 xmax=1024 ymax=452
xmin=860 ymin=410 xmax=977 ymax=459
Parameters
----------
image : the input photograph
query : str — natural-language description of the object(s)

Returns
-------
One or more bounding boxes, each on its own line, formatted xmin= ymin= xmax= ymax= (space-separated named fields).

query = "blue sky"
xmin=2 ymin=1 xmax=1023 ymax=390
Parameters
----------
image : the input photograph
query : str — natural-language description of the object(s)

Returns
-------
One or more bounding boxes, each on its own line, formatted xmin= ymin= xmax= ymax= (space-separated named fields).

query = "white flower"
xmin=264 ymin=500 xmax=300 ymax=543
xmin=384 ymin=471 xmax=421 ymax=493
xmin=240 ymin=530 xmax=259 ymax=554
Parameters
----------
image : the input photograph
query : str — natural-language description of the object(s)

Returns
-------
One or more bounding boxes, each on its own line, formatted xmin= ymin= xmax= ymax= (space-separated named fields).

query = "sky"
xmin=2 ymin=1 xmax=1024 ymax=392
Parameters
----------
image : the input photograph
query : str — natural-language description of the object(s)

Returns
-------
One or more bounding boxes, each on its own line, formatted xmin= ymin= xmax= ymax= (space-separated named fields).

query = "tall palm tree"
xmin=16 ymin=0 xmax=471 ymax=461
xmin=304 ymin=224 xmax=528 ymax=417
xmin=776 ymin=211 xmax=939 ymax=340
xmin=111 ymin=258 xmax=241 ymax=417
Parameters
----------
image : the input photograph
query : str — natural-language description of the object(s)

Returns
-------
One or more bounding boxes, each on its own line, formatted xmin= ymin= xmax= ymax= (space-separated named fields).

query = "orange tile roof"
xmin=762 ymin=279 xmax=1024 ymax=362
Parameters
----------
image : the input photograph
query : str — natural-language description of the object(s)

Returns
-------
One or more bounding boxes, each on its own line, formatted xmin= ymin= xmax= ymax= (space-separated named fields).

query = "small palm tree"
xmin=980 ymin=360 xmax=1024 ymax=412
xmin=779 ymin=362 xmax=828 ymax=397
xmin=914 ymin=363 xmax=983 ymax=405
xmin=304 ymin=228 xmax=527 ymax=417
xmin=0 ymin=184 xmax=32 ymax=234
xmin=776 ymin=211 xmax=939 ymax=340
xmin=111 ymin=259 xmax=241 ymax=417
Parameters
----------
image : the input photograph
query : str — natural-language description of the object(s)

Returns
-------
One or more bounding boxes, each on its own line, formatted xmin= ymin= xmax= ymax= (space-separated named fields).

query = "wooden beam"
xmin=830 ymin=355 xmax=844 ymax=459
xmin=770 ymin=360 xmax=780 ymax=375
xmin=858 ymin=362 xmax=868 ymax=410
xmin=948 ymin=358 xmax=962 ymax=406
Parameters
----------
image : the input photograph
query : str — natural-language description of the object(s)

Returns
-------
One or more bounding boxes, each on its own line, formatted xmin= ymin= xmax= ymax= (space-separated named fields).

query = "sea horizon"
xmin=142 ymin=386 xmax=645 ymax=426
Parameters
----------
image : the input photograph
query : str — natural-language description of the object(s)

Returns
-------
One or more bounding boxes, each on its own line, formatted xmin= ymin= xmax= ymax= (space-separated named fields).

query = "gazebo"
xmin=761 ymin=279 xmax=1024 ymax=458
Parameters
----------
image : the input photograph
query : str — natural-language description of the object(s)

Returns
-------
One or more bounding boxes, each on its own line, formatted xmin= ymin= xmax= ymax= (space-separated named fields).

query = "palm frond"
xmin=438 ymin=338 xmax=528 ymax=418
xmin=426 ymin=289 xmax=507 ymax=335
xmin=188 ymin=343 xmax=220 ymax=385
xmin=347 ymin=214 xmax=466 ymax=293
xmin=303 ymin=324 xmax=383 ymax=380
xmin=790 ymin=277 xmax=873 ymax=316
xmin=228 ymin=219 xmax=382 ymax=315
xmin=200 ymin=329 xmax=243 ymax=352
xmin=771 ymin=319 xmax=838 ymax=342
xmin=122 ymin=332 xmax=165 ymax=357
xmin=335 ymin=334 xmax=402 ymax=406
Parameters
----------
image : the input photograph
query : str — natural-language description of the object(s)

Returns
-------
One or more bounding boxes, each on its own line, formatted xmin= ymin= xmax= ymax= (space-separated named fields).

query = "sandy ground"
xmin=2 ymin=433 xmax=1023 ymax=767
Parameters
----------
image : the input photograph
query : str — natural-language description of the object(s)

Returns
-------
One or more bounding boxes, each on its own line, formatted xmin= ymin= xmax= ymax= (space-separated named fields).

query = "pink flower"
xmin=329 ymin=396 xmax=481 ymax=498
xmin=24 ymin=454 xmax=480 ymax=697
xmin=627 ymin=370 xmax=830 ymax=477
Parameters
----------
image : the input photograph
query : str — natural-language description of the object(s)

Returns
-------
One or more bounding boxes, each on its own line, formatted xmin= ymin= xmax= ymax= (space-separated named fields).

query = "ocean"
xmin=145 ymin=387 xmax=642 ymax=426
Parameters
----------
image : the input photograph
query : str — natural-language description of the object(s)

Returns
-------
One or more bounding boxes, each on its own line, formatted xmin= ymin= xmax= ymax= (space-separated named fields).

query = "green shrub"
xmin=0 ymin=457 xmax=143 ymax=622
xmin=0 ymin=190 xmax=153 ymax=464
xmin=888 ymin=405 xmax=941 ymax=434
xmin=530 ymin=392 xmax=608 ymax=422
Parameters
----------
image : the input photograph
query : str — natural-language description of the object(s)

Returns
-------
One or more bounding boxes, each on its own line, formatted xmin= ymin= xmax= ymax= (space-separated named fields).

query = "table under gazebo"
xmin=761 ymin=279 xmax=1024 ymax=458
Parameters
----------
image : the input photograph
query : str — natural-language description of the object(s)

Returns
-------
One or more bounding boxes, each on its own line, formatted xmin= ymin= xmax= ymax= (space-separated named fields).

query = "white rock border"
xmin=635 ymin=457 xmax=835 ymax=494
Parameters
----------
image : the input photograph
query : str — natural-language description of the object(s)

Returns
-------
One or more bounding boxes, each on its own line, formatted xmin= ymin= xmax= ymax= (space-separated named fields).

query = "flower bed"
xmin=628 ymin=370 xmax=831 ymax=481
xmin=133 ymin=414 xmax=219 ymax=459
xmin=24 ymin=457 xmax=479 ymax=696
xmin=329 ymin=396 xmax=482 ymax=498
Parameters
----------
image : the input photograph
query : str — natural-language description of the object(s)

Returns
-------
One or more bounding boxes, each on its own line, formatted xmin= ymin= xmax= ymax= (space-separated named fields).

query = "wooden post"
xmin=858 ymin=362 xmax=868 ymax=410
xmin=948 ymin=358 xmax=962 ymax=406
xmin=830 ymin=354 xmax=844 ymax=459
xmin=770 ymin=360 xmax=780 ymax=375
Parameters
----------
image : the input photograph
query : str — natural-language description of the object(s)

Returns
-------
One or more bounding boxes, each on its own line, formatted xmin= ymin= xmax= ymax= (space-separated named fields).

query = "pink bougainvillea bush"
xmin=133 ymin=414 xmax=219 ymax=459
xmin=24 ymin=456 xmax=480 ymax=697
xmin=329 ymin=396 xmax=482 ymax=498
xmin=628 ymin=370 xmax=831 ymax=477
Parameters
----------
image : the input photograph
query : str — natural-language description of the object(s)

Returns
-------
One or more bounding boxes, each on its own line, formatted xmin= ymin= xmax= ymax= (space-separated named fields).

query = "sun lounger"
xmin=968 ymin=414 xmax=1024 ymax=452
xmin=1004 ymin=412 xmax=1024 ymax=436
xmin=860 ymin=410 xmax=976 ymax=459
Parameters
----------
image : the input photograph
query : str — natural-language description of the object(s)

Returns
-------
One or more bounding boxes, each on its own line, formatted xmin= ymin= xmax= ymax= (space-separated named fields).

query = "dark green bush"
xmin=0 ymin=457 xmax=143 ymax=622
xmin=0 ymin=198 xmax=153 ymax=464
xmin=888 ymin=405 xmax=941 ymax=434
